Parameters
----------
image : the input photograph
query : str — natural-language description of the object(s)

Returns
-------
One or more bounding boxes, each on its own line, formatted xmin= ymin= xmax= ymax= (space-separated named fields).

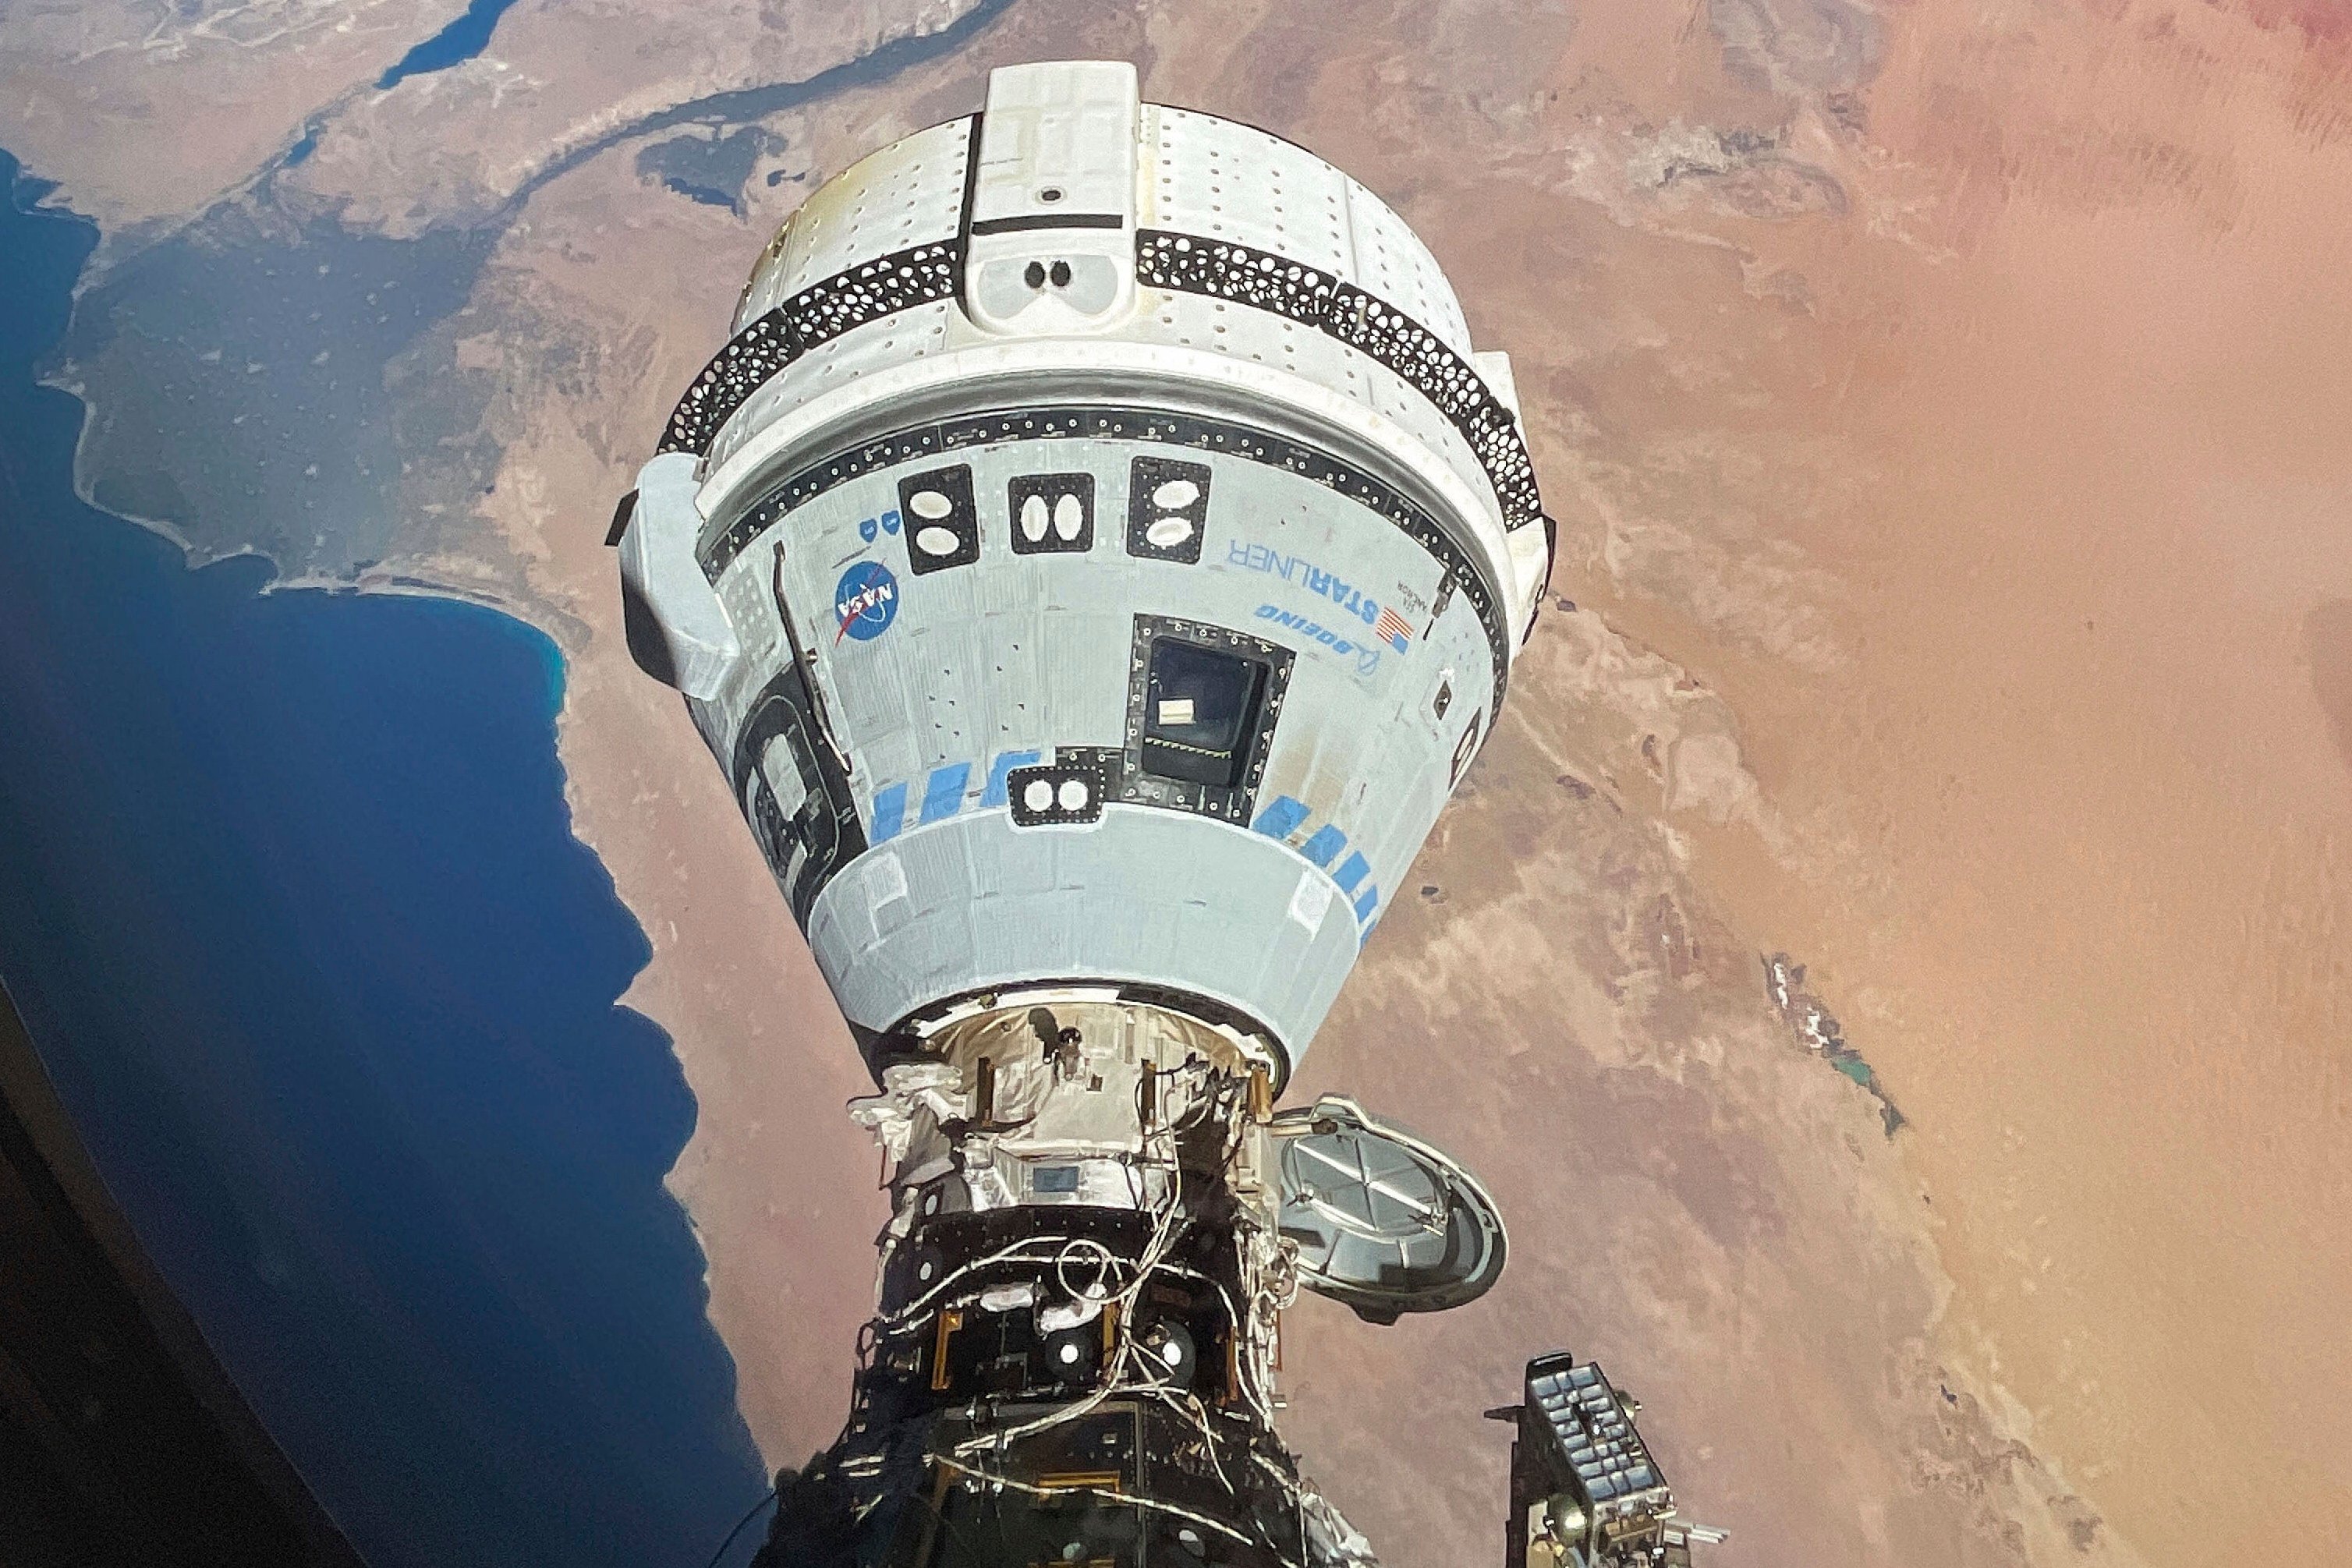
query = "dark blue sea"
xmin=0 ymin=154 xmax=770 ymax=1567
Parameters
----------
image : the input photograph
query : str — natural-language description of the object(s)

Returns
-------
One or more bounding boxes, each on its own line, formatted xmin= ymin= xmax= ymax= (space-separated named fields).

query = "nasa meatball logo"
xmin=833 ymin=560 xmax=899 ymax=642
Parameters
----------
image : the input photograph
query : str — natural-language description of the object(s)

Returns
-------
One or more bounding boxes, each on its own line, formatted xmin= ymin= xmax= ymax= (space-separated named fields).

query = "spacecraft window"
xmin=1125 ymin=456 xmax=1210 ymax=564
xmin=895 ymin=465 xmax=979 ymax=575
xmin=1140 ymin=638 xmax=1270 ymax=789
xmin=1008 ymin=472 xmax=1095 ymax=554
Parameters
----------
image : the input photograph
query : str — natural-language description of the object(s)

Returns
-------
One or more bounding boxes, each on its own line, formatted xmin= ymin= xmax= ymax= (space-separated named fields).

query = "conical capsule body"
xmin=621 ymin=60 xmax=1550 ymax=1078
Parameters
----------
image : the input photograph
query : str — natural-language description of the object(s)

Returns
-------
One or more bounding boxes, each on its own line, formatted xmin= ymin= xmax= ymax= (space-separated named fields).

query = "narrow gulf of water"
xmin=377 ymin=0 xmax=526 ymax=89
xmin=0 ymin=153 xmax=768 ymax=1567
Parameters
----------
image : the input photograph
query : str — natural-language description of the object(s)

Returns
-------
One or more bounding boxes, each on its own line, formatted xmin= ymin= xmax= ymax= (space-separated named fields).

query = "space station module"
xmin=618 ymin=59 xmax=1702 ymax=1568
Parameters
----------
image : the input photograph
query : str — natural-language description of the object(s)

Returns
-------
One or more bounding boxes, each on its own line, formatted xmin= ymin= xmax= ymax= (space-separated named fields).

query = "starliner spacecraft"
xmin=618 ymin=61 xmax=1710 ymax=1568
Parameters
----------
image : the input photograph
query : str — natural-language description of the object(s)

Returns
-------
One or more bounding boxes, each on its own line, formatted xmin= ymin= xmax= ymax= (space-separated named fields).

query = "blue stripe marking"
xmin=982 ymin=749 xmax=1042 ymax=808
xmin=1252 ymin=795 xmax=1310 ymax=839
xmin=1352 ymin=884 xmax=1380 ymax=923
xmin=919 ymin=761 xmax=972 ymax=826
xmin=1298 ymin=824 xmax=1346 ymax=869
xmin=1331 ymin=851 xmax=1370 ymax=895
xmin=870 ymin=781 xmax=909 ymax=843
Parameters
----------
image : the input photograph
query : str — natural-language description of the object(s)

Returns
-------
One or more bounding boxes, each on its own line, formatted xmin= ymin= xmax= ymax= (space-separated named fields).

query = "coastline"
xmin=0 ymin=0 xmax=1030 ymax=1481
xmin=425 ymin=30 xmax=2147 ymax=1563
xmin=1 ymin=149 xmax=777 ymax=1565
xmin=14 ymin=162 xmax=871 ymax=1481
xmin=12 ymin=0 xmax=2351 ymax=1559
xmin=9 ymin=73 xmax=2145 ymax=1568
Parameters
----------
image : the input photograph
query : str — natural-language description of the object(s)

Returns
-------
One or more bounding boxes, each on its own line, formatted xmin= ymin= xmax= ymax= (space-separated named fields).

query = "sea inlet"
xmin=0 ymin=153 xmax=771 ymax=1567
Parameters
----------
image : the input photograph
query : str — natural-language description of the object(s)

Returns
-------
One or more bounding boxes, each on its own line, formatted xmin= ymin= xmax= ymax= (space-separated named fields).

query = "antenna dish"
xmin=1273 ymin=1095 xmax=1507 ymax=1322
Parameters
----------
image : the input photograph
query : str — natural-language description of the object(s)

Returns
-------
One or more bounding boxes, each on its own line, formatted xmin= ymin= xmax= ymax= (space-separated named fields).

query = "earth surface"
xmin=3 ymin=0 xmax=2350 ymax=1564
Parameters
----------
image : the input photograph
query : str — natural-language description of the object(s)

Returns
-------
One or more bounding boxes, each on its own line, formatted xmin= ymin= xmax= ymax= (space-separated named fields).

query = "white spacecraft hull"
xmin=607 ymin=61 xmax=1730 ymax=1568
xmin=622 ymin=62 xmax=1548 ymax=1075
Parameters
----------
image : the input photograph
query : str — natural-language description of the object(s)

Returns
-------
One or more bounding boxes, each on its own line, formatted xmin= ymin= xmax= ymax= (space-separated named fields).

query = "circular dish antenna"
xmin=1273 ymin=1095 xmax=1507 ymax=1322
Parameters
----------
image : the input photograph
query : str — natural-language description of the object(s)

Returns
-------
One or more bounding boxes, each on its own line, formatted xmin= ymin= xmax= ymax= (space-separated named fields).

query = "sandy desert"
xmin=5 ymin=0 xmax=2349 ymax=1562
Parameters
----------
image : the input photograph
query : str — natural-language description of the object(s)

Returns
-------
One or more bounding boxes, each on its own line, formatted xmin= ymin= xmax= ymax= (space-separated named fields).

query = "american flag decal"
xmin=1373 ymin=603 xmax=1414 ymax=653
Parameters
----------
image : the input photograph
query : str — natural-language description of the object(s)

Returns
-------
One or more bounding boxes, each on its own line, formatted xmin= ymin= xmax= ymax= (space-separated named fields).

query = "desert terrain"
xmin=5 ymin=0 xmax=2350 ymax=1563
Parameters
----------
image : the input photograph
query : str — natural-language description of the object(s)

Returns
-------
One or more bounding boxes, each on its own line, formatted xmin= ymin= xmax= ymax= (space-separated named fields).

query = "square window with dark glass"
xmin=1141 ymin=638 xmax=1269 ymax=788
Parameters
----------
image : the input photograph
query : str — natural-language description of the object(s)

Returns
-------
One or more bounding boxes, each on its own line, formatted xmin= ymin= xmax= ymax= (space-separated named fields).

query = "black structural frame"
xmin=650 ymin=110 xmax=1544 ymax=552
xmin=731 ymin=663 xmax=870 ymax=927
xmin=695 ymin=405 xmax=1514 ymax=724
xmin=1119 ymin=614 xmax=1293 ymax=826
xmin=1130 ymin=230 xmax=1545 ymax=539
